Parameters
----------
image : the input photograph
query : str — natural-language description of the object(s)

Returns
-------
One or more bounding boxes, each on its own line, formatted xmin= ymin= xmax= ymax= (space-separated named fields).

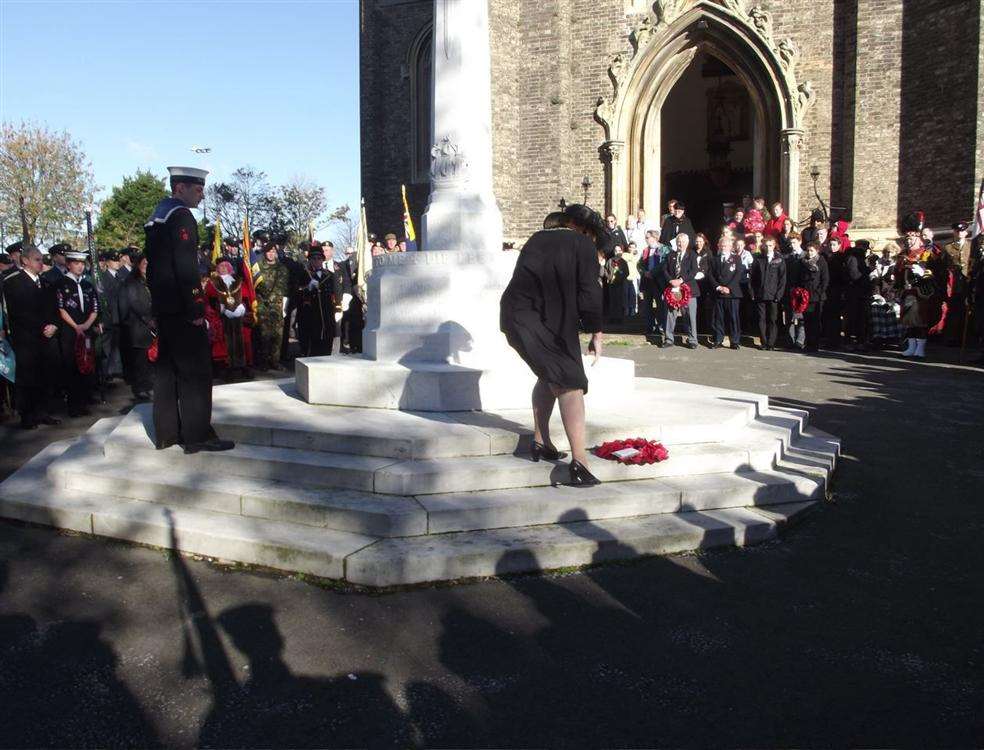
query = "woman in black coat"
xmin=799 ymin=242 xmax=829 ymax=352
xmin=500 ymin=204 xmax=605 ymax=487
xmin=118 ymin=254 xmax=155 ymax=400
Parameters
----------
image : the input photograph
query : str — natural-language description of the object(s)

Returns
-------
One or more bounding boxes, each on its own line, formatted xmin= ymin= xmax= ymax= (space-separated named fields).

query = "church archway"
xmin=596 ymin=2 xmax=813 ymax=225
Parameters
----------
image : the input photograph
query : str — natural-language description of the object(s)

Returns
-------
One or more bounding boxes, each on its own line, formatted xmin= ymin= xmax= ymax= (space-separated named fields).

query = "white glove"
xmin=911 ymin=264 xmax=925 ymax=277
xmin=282 ymin=297 xmax=289 ymax=316
xmin=233 ymin=303 xmax=246 ymax=318
xmin=694 ymin=272 xmax=705 ymax=281
xmin=334 ymin=311 xmax=343 ymax=323
xmin=221 ymin=306 xmax=235 ymax=319
xmin=341 ymin=292 xmax=352 ymax=312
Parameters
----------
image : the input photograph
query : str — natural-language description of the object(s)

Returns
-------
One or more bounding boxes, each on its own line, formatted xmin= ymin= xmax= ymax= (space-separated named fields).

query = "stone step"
xmin=419 ymin=468 xmax=824 ymax=533
xmin=204 ymin=377 xmax=765 ymax=458
xmin=49 ymin=440 xmax=426 ymax=538
xmin=49 ymin=426 xmax=823 ymax=536
xmin=344 ymin=501 xmax=820 ymax=587
xmin=0 ymin=447 xmax=376 ymax=579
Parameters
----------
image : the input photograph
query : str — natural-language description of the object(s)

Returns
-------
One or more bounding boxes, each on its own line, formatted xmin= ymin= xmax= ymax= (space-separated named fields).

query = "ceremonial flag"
xmin=211 ymin=217 xmax=222 ymax=265
xmin=971 ymin=178 xmax=984 ymax=238
xmin=401 ymin=184 xmax=417 ymax=251
xmin=355 ymin=198 xmax=371 ymax=300
xmin=241 ymin=216 xmax=256 ymax=316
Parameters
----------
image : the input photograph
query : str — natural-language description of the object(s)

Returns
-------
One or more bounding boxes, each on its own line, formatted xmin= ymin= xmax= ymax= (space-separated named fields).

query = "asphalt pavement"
xmin=1 ymin=342 xmax=982 ymax=748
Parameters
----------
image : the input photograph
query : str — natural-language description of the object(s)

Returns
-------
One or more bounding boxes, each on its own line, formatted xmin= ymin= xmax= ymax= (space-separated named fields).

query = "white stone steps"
xmin=204 ymin=378 xmax=761 ymax=458
xmin=344 ymin=501 xmax=820 ymax=587
xmin=0 ymin=447 xmax=377 ymax=579
xmin=419 ymin=468 xmax=823 ymax=533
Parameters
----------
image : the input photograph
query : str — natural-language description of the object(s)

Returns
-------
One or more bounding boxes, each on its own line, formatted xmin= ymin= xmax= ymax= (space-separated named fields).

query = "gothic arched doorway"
xmin=596 ymin=2 xmax=813 ymax=227
xmin=659 ymin=50 xmax=763 ymax=234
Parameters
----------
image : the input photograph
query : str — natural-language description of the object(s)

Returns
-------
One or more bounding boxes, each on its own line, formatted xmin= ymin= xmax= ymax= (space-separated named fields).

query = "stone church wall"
xmin=361 ymin=0 xmax=982 ymax=245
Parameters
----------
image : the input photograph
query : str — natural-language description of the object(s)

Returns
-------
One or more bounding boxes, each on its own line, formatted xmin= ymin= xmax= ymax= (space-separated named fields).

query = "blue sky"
xmin=0 ymin=0 xmax=361 ymax=230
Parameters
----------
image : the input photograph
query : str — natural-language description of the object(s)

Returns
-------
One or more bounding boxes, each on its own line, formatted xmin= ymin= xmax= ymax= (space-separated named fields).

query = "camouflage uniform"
xmin=252 ymin=259 xmax=290 ymax=369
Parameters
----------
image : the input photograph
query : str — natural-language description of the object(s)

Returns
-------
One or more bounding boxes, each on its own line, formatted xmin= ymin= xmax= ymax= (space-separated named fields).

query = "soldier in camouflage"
xmin=252 ymin=242 xmax=290 ymax=370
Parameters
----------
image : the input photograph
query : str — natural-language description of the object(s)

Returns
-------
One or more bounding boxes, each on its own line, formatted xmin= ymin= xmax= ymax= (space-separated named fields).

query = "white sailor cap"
xmin=167 ymin=166 xmax=209 ymax=185
xmin=65 ymin=250 xmax=89 ymax=261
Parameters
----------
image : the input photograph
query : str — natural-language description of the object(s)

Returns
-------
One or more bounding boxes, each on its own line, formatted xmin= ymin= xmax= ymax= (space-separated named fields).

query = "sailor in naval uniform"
xmin=144 ymin=166 xmax=234 ymax=453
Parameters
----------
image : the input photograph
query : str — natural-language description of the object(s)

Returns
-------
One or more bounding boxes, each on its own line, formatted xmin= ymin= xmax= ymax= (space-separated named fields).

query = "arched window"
xmin=408 ymin=24 xmax=433 ymax=184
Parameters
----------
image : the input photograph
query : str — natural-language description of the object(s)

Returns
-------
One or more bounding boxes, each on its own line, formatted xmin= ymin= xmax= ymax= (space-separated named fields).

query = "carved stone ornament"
xmin=430 ymin=135 xmax=467 ymax=181
xmin=600 ymin=140 xmax=625 ymax=164
xmin=595 ymin=0 xmax=817 ymax=134
xmin=781 ymin=128 xmax=803 ymax=155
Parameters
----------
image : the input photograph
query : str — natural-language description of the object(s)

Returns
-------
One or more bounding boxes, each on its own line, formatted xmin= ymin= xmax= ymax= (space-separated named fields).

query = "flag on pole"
xmin=971 ymin=178 xmax=984 ymax=238
xmin=210 ymin=217 xmax=222 ymax=265
xmin=355 ymin=198 xmax=371 ymax=300
xmin=241 ymin=216 xmax=256 ymax=316
xmin=401 ymin=184 xmax=417 ymax=251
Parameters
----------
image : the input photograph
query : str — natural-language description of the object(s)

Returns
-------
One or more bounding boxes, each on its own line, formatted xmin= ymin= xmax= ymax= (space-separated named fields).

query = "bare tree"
xmin=276 ymin=177 xmax=329 ymax=244
xmin=0 ymin=121 xmax=98 ymax=247
xmin=204 ymin=166 xmax=273 ymax=239
xmin=326 ymin=204 xmax=359 ymax=251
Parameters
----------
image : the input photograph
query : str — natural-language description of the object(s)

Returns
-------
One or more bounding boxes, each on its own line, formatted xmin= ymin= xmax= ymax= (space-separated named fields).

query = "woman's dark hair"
xmin=563 ymin=203 xmax=612 ymax=253
xmin=542 ymin=211 xmax=568 ymax=229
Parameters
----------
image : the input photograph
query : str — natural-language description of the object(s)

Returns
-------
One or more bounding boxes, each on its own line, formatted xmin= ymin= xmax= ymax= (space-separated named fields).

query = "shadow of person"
xmin=197 ymin=603 xmax=413 ymax=748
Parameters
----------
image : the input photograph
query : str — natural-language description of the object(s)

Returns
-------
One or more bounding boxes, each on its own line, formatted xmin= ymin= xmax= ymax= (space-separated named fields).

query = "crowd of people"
xmin=0 ymin=229 xmax=369 ymax=430
xmin=598 ymin=197 xmax=983 ymax=361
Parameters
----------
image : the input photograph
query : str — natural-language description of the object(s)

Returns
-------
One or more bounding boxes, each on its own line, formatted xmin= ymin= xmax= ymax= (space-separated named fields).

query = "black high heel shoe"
xmin=564 ymin=459 xmax=601 ymax=487
xmin=531 ymin=441 xmax=568 ymax=462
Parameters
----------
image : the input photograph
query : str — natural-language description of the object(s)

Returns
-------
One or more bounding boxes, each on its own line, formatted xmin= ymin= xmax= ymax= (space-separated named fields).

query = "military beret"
xmin=307 ymin=247 xmax=326 ymax=260
xmin=49 ymin=242 xmax=72 ymax=256
xmin=952 ymin=221 xmax=968 ymax=232
xmin=223 ymin=237 xmax=240 ymax=246
xmin=105 ymin=249 xmax=121 ymax=261
xmin=5 ymin=241 xmax=23 ymax=254
xmin=384 ymin=233 xmax=397 ymax=241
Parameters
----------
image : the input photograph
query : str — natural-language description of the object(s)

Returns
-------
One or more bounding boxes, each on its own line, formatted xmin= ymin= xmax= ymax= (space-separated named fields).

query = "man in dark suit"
xmin=658 ymin=233 xmax=702 ymax=348
xmin=658 ymin=201 xmax=696 ymax=249
xmin=1 ymin=245 xmax=61 ymax=428
xmin=145 ymin=166 xmax=233 ymax=454
xmin=706 ymin=236 xmax=745 ymax=350
xmin=97 ymin=249 xmax=125 ymax=380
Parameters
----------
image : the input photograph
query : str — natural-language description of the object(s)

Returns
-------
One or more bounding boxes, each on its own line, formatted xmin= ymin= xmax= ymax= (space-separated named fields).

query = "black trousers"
xmin=822 ymin=289 xmax=843 ymax=346
xmin=153 ymin=316 xmax=214 ymax=448
xmin=341 ymin=303 xmax=364 ymax=353
xmin=757 ymin=301 xmax=780 ymax=348
xmin=11 ymin=333 xmax=53 ymax=422
xmin=804 ymin=305 xmax=822 ymax=350
xmin=129 ymin=347 xmax=153 ymax=396
xmin=713 ymin=298 xmax=741 ymax=345
xmin=58 ymin=330 xmax=94 ymax=413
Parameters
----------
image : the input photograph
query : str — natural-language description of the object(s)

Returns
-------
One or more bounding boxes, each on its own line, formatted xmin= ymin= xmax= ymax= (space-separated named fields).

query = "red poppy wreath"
xmin=790 ymin=286 xmax=810 ymax=314
xmin=663 ymin=282 xmax=692 ymax=310
xmin=594 ymin=438 xmax=669 ymax=465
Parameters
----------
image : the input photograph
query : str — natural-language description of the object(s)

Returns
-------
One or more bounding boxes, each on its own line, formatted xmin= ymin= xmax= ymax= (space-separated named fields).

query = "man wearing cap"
xmin=383 ymin=233 xmax=401 ymax=253
xmin=43 ymin=243 xmax=69 ymax=284
xmin=96 ymin=249 xmax=125 ymax=380
xmin=144 ymin=166 xmax=233 ymax=453
xmin=1 ymin=242 xmax=23 ymax=282
xmin=1 ymin=244 xmax=62 ymax=428
xmin=118 ymin=248 xmax=135 ymax=282
xmin=252 ymin=240 xmax=290 ymax=370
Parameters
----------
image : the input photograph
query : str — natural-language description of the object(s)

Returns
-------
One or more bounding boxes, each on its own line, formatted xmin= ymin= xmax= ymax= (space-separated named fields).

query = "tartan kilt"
xmin=869 ymin=302 xmax=902 ymax=340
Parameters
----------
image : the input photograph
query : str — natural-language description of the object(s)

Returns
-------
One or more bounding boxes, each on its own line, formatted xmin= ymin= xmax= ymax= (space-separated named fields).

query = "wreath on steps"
xmin=594 ymin=438 xmax=669 ymax=465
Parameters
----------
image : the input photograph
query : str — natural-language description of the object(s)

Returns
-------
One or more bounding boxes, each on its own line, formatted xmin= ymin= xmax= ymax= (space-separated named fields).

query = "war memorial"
xmin=0 ymin=0 xmax=840 ymax=587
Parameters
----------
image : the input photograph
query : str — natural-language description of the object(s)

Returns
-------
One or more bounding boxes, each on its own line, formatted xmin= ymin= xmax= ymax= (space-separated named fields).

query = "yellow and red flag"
xmin=401 ymin=184 xmax=417 ymax=250
xmin=210 ymin=217 xmax=222 ymax=266
xmin=241 ymin=215 xmax=256 ymax=315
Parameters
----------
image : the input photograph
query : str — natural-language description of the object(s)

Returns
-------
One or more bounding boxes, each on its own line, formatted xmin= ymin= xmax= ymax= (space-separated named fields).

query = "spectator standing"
xmin=622 ymin=241 xmax=640 ymax=318
xmin=800 ymin=242 xmax=829 ymax=352
xmin=626 ymin=215 xmax=647 ymax=251
xmin=0 ymin=245 xmax=61 ymax=428
xmin=119 ymin=253 xmax=155 ymax=401
xmin=707 ymin=236 xmax=743 ymax=350
xmin=658 ymin=202 xmax=696 ymax=248
xmin=296 ymin=246 xmax=337 ymax=356
xmin=252 ymin=242 xmax=290 ymax=370
xmin=843 ymin=239 xmax=872 ymax=350
xmin=607 ymin=214 xmax=628 ymax=253
xmin=750 ymin=236 xmax=787 ymax=350
xmin=659 ymin=233 xmax=701 ymax=349
xmin=54 ymin=250 xmax=99 ymax=417
xmin=207 ymin=258 xmax=252 ymax=382
xmin=821 ymin=233 xmax=846 ymax=349
xmin=97 ymin=249 xmax=125 ymax=381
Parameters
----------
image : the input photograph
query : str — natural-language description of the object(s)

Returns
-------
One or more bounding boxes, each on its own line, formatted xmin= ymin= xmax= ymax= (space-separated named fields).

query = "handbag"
xmin=0 ymin=338 xmax=14 ymax=383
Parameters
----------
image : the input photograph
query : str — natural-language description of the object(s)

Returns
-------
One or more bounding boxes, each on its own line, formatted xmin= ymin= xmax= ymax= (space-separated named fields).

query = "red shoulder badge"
xmin=179 ymin=228 xmax=190 ymax=242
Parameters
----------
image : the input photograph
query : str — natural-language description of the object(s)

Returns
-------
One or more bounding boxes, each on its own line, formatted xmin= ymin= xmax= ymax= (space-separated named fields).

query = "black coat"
xmin=1 ymin=270 xmax=59 ymax=383
xmin=145 ymin=197 xmax=205 ymax=321
xmin=659 ymin=249 xmax=702 ymax=298
xmin=500 ymin=228 xmax=602 ymax=393
xmin=706 ymin=253 xmax=745 ymax=299
xmin=750 ymin=253 xmax=788 ymax=302
xmin=119 ymin=273 xmax=155 ymax=349
xmin=98 ymin=269 xmax=123 ymax=327
xmin=799 ymin=256 xmax=830 ymax=309
xmin=610 ymin=227 xmax=629 ymax=252
xmin=658 ymin=215 xmax=696 ymax=248
xmin=843 ymin=250 xmax=871 ymax=300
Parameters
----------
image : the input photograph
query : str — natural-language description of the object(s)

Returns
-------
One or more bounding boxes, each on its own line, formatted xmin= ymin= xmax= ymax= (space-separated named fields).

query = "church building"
xmin=360 ymin=0 xmax=984 ymax=244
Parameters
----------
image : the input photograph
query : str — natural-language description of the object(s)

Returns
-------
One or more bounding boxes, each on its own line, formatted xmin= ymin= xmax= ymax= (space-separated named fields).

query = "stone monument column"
xmin=422 ymin=0 xmax=504 ymax=255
